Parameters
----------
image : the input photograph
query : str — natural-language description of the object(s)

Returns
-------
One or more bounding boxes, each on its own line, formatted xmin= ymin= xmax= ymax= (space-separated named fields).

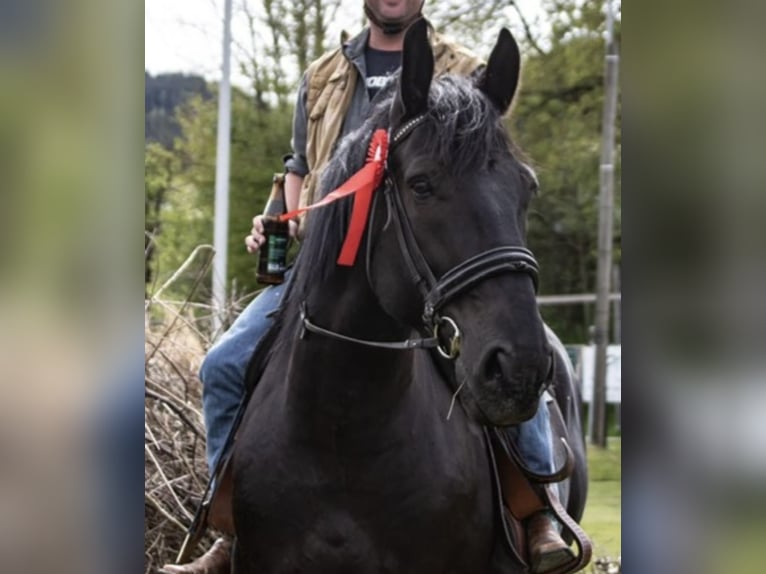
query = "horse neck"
xmin=285 ymin=266 xmax=416 ymax=425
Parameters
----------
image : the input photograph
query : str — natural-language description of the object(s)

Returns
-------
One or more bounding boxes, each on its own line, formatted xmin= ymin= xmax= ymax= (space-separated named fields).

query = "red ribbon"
xmin=279 ymin=129 xmax=389 ymax=266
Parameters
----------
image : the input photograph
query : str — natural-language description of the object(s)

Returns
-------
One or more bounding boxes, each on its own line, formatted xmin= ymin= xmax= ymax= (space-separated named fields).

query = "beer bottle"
xmin=256 ymin=173 xmax=290 ymax=285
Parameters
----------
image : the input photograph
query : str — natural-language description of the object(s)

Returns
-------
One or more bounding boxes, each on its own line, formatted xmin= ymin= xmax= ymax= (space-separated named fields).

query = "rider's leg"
xmin=505 ymin=396 xmax=574 ymax=573
xmin=161 ymin=275 xmax=291 ymax=574
xmin=200 ymin=272 xmax=290 ymax=475
xmin=513 ymin=394 xmax=555 ymax=476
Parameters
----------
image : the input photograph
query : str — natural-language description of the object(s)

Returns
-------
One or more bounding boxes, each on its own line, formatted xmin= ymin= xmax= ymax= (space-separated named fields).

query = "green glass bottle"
xmin=256 ymin=173 xmax=289 ymax=285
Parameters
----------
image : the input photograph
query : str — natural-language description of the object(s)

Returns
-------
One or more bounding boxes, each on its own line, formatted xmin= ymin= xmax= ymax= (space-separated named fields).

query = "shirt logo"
xmin=366 ymin=75 xmax=393 ymax=90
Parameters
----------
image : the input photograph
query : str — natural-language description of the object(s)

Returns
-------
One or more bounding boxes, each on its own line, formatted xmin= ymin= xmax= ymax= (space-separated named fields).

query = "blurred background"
xmin=5 ymin=0 xmax=766 ymax=573
xmin=144 ymin=1 xmax=622 ymax=572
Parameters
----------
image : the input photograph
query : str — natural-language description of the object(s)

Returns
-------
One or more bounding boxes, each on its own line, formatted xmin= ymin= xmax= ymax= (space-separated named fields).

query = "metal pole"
xmin=612 ymin=265 xmax=621 ymax=343
xmin=212 ymin=0 xmax=234 ymax=336
xmin=591 ymin=0 xmax=619 ymax=447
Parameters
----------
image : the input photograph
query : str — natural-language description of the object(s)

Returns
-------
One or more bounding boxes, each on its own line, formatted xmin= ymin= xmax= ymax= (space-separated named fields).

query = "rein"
xmin=290 ymin=113 xmax=541 ymax=361
xmin=299 ymin=302 xmax=439 ymax=351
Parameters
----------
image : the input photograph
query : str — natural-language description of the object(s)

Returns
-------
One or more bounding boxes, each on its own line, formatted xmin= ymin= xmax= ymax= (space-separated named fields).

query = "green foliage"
xmin=583 ymin=479 xmax=621 ymax=559
xmin=510 ymin=0 xmax=622 ymax=342
xmin=582 ymin=437 xmax=621 ymax=558
xmin=145 ymin=143 xmax=181 ymax=291
xmin=587 ymin=435 xmax=622 ymax=482
xmin=148 ymin=88 xmax=293 ymax=301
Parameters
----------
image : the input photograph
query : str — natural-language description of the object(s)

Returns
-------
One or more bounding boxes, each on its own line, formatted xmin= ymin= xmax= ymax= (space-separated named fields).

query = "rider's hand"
xmin=245 ymin=214 xmax=266 ymax=253
xmin=245 ymin=215 xmax=298 ymax=254
xmin=287 ymin=219 xmax=298 ymax=239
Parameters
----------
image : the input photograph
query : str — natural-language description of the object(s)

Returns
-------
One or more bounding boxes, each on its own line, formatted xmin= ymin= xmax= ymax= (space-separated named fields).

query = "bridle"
xmin=301 ymin=113 xmax=541 ymax=360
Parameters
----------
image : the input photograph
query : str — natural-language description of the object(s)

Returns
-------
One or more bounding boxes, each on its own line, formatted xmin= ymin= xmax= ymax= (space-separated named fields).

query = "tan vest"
xmin=299 ymin=31 xmax=483 ymax=220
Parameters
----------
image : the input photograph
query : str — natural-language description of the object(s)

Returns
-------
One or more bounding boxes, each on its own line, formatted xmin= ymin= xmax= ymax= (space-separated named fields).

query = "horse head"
xmin=367 ymin=19 xmax=552 ymax=426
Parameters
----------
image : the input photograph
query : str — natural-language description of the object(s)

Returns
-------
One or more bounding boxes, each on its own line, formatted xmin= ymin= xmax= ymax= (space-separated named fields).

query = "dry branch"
xmin=144 ymin=246 xmax=225 ymax=570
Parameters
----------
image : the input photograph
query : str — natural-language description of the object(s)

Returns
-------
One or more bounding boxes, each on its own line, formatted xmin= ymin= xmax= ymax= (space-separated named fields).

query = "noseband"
xmin=301 ymin=113 xmax=540 ymax=360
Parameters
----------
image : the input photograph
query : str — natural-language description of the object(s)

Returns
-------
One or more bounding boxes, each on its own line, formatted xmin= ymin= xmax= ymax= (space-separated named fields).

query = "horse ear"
xmin=478 ymin=28 xmax=520 ymax=114
xmin=393 ymin=18 xmax=433 ymax=122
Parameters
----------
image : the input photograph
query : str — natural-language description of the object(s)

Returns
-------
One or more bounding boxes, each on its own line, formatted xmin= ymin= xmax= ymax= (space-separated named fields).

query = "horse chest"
xmin=233 ymin=399 xmax=494 ymax=573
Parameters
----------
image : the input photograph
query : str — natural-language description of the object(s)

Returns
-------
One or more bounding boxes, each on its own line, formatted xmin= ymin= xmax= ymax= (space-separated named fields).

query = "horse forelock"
xmin=425 ymin=75 xmax=511 ymax=174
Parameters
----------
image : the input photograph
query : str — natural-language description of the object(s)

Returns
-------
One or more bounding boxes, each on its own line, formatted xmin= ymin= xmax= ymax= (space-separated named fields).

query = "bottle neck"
xmin=264 ymin=173 xmax=287 ymax=217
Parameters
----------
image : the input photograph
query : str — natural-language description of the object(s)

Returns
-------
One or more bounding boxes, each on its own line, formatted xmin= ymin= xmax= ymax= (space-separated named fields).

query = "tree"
xmin=151 ymin=88 xmax=294 ymax=303
xmin=145 ymin=72 xmax=211 ymax=147
xmin=145 ymin=143 xmax=181 ymax=294
xmin=237 ymin=0 xmax=342 ymax=107
xmin=510 ymin=0 xmax=622 ymax=342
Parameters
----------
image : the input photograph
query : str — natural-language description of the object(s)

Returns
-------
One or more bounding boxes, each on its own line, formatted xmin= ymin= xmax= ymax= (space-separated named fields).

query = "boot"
xmin=159 ymin=537 xmax=232 ymax=574
xmin=526 ymin=510 xmax=575 ymax=574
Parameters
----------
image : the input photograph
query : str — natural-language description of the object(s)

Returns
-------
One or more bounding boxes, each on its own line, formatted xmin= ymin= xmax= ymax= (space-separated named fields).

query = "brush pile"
xmin=144 ymin=245 xmax=225 ymax=572
xmin=144 ymin=318 xmax=212 ymax=573
xmin=144 ymin=307 xmax=216 ymax=572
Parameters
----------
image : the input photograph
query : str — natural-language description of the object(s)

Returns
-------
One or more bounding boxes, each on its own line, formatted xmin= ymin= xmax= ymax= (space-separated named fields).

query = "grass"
xmin=580 ymin=437 xmax=621 ymax=559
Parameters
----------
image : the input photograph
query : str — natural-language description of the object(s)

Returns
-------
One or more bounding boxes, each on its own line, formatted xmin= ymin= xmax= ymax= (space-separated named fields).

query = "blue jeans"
xmin=505 ymin=394 xmax=555 ymax=475
xmin=200 ymin=274 xmax=290 ymax=472
xmin=200 ymin=270 xmax=553 ymax=477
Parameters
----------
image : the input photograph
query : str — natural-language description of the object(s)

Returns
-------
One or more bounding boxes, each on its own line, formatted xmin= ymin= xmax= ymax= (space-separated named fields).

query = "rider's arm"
xmin=284 ymin=172 xmax=303 ymax=213
xmin=246 ymin=75 xmax=308 ymax=253
xmin=284 ymin=71 xmax=309 ymax=210
xmin=283 ymin=72 xmax=309 ymax=234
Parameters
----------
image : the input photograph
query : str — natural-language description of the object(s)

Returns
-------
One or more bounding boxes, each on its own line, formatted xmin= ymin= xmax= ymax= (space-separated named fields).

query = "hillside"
xmin=145 ymin=72 xmax=211 ymax=147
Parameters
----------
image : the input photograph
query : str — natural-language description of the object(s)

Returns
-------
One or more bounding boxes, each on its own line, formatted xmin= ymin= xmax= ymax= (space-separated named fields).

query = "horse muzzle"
xmin=467 ymin=344 xmax=552 ymax=426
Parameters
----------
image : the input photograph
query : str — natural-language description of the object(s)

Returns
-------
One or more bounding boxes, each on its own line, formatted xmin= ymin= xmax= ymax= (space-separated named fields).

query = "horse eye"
xmin=408 ymin=176 xmax=433 ymax=198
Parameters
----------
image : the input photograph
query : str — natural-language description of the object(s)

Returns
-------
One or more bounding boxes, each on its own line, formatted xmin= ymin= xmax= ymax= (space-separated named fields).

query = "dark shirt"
xmin=285 ymin=28 xmax=399 ymax=178
xmin=364 ymin=47 xmax=401 ymax=100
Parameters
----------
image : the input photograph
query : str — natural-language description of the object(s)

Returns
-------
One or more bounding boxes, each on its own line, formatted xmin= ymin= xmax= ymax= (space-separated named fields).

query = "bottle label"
xmin=266 ymin=234 xmax=288 ymax=273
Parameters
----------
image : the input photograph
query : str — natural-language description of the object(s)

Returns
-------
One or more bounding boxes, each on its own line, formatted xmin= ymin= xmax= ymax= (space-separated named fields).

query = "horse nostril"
xmin=479 ymin=346 xmax=550 ymax=388
xmin=481 ymin=348 xmax=512 ymax=383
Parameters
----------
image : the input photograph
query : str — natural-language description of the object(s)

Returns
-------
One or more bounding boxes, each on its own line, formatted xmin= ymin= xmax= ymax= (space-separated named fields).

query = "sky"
xmin=145 ymin=0 xmax=553 ymax=86
xmin=146 ymin=0 xmax=360 ymax=83
xmin=145 ymin=0 xmax=228 ymax=78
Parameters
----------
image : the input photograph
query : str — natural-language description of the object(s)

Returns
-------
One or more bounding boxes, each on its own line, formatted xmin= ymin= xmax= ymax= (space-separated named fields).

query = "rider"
xmin=162 ymin=2 xmax=573 ymax=573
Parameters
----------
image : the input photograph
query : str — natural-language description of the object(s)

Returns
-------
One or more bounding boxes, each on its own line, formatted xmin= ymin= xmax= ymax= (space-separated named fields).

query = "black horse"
xmin=232 ymin=20 xmax=586 ymax=574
